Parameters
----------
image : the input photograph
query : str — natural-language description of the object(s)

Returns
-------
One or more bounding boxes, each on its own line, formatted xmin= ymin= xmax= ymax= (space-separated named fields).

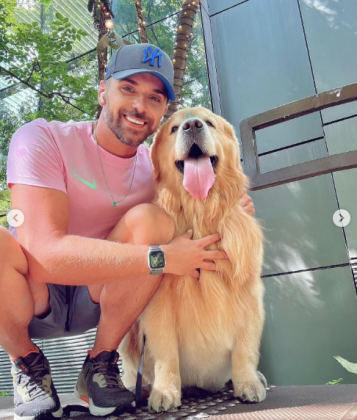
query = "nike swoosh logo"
xmin=72 ymin=172 xmax=97 ymax=189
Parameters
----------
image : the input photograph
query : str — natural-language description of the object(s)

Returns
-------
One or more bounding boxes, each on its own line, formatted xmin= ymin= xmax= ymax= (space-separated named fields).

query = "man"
xmin=0 ymin=43 xmax=255 ymax=419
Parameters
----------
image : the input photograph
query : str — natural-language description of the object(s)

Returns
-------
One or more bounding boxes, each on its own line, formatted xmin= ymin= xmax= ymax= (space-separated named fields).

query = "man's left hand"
xmin=240 ymin=188 xmax=255 ymax=217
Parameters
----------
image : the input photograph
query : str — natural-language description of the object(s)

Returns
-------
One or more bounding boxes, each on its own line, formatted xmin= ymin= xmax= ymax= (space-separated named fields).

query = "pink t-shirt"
xmin=7 ymin=119 xmax=156 ymax=240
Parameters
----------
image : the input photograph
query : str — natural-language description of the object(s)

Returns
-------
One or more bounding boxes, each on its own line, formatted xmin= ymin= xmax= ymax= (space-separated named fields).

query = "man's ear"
xmin=150 ymin=129 xmax=162 ymax=182
xmin=98 ymin=80 xmax=106 ymax=105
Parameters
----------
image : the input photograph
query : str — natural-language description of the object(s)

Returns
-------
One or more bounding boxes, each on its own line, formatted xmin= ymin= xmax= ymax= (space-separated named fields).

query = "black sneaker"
xmin=75 ymin=350 xmax=134 ymax=416
xmin=11 ymin=349 xmax=63 ymax=420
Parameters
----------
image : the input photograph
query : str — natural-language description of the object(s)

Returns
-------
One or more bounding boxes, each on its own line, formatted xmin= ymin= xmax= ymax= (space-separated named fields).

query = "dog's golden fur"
xmin=119 ymin=108 xmax=265 ymax=411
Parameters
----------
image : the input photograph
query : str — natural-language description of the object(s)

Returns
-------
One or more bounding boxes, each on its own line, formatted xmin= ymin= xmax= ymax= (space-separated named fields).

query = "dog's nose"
xmin=182 ymin=119 xmax=204 ymax=132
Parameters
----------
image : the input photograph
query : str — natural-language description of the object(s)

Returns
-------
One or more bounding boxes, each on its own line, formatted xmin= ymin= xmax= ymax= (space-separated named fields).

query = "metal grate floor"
xmin=1 ymin=385 xmax=357 ymax=420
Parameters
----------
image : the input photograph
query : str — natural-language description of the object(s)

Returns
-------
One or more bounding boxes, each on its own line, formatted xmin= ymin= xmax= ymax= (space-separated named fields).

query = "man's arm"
xmin=11 ymin=184 xmax=227 ymax=284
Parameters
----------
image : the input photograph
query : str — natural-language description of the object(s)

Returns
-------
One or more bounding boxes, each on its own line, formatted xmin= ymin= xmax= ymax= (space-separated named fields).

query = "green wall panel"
xmin=333 ymin=170 xmax=357 ymax=259
xmin=298 ymin=0 xmax=357 ymax=124
xmin=250 ymin=141 xmax=348 ymax=276
xmin=324 ymin=117 xmax=357 ymax=258
xmin=324 ymin=116 xmax=357 ymax=156
xmin=211 ymin=0 xmax=323 ymax=154
xmin=259 ymin=138 xmax=326 ymax=174
xmin=207 ymin=0 xmax=246 ymax=16
xmin=259 ymin=266 xmax=357 ymax=386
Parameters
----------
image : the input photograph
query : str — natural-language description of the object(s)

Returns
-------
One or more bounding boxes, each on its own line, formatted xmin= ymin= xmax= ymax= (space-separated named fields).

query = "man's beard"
xmin=103 ymin=104 xmax=154 ymax=148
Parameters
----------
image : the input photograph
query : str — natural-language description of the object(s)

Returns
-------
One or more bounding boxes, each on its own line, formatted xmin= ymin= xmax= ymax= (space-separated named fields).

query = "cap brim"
xmin=110 ymin=69 xmax=175 ymax=102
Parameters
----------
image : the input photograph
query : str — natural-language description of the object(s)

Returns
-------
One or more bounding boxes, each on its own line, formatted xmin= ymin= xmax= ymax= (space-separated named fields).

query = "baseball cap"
xmin=105 ymin=43 xmax=175 ymax=102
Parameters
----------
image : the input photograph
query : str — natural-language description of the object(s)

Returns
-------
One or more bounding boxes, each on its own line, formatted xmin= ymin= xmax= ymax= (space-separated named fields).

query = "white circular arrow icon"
xmin=333 ymin=209 xmax=351 ymax=228
xmin=7 ymin=209 xmax=25 ymax=228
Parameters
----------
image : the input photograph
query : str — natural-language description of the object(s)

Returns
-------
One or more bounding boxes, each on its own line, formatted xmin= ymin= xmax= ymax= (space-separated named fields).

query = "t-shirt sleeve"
xmin=6 ymin=119 xmax=67 ymax=193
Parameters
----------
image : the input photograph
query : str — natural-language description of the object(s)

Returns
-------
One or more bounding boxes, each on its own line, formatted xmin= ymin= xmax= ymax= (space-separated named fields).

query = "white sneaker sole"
xmin=74 ymin=387 xmax=134 ymax=416
xmin=74 ymin=387 xmax=116 ymax=416
xmin=14 ymin=406 xmax=63 ymax=420
xmin=89 ymin=399 xmax=116 ymax=416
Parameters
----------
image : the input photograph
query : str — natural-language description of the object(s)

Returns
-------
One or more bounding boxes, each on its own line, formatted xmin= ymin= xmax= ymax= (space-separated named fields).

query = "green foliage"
xmin=113 ymin=0 xmax=182 ymax=36
xmin=326 ymin=378 xmax=343 ymax=385
xmin=0 ymin=391 xmax=9 ymax=396
xmin=39 ymin=0 xmax=53 ymax=6
xmin=326 ymin=355 xmax=357 ymax=385
xmin=0 ymin=0 xmax=99 ymax=189
xmin=0 ymin=101 xmax=37 ymax=190
xmin=0 ymin=0 xmax=97 ymax=119
xmin=334 ymin=355 xmax=357 ymax=375
xmin=0 ymin=189 xmax=10 ymax=229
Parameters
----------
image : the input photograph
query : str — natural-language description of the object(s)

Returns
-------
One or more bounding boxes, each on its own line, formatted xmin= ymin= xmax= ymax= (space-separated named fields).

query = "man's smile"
xmin=124 ymin=114 xmax=148 ymax=129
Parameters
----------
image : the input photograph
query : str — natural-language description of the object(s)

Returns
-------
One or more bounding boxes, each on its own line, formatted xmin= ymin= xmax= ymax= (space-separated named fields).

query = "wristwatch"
xmin=148 ymin=245 xmax=166 ymax=275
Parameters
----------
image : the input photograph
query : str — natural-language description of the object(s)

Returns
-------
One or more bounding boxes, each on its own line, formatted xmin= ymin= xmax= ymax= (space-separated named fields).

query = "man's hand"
xmin=162 ymin=230 xmax=228 ymax=279
xmin=239 ymin=188 xmax=255 ymax=217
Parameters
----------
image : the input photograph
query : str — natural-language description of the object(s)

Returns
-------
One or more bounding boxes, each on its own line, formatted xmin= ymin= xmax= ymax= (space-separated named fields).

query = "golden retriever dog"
xmin=119 ymin=107 xmax=266 ymax=411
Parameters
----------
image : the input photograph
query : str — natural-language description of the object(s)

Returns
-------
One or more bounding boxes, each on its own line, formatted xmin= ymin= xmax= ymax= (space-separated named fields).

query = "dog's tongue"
xmin=183 ymin=157 xmax=215 ymax=199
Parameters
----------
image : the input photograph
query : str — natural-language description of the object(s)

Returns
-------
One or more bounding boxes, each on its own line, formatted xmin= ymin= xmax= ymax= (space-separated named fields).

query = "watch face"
xmin=150 ymin=251 xmax=165 ymax=269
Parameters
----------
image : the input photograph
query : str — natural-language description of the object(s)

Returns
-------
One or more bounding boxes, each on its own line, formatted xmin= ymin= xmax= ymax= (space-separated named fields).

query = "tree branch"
xmin=0 ymin=65 xmax=87 ymax=114
xmin=182 ymin=74 xmax=205 ymax=88
xmin=164 ymin=0 xmax=200 ymax=121
xmin=133 ymin=0 xmax=148 ymax=44
xmin=150 ymin=25 xmax=163 ymax=50
xmin=0 ymin=65 xmax=50 ymax=97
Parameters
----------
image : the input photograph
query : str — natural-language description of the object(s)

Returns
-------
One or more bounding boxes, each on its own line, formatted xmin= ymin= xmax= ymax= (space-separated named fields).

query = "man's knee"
xmin=108 ymin=204 xmax=175 ymax=245
xmin=0 ymin=227 xmax=28 ymax=275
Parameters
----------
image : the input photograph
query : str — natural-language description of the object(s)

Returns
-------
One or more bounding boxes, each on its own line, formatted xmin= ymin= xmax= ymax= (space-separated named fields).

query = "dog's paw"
xmin=257 ymin=371 xmax=268 ymax=388
xmin=234 ymin=380 xmax=266 ymax=403
xmin=149 ymin=386 xmax=181 ymax=412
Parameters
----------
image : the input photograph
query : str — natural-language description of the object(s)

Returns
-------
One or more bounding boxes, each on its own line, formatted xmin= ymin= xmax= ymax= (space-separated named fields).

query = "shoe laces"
xmin=14 ymin=354 xmax=51 ymax=401
xmin=89 ymin=359 xmax=125 ymax=389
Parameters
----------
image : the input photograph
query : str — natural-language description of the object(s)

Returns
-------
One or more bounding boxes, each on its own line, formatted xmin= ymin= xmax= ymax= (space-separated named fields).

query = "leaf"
xmin=334 ymin=356 xmax=357 ymax=374
xmin=326 ymin=378 xmax=343 ymax=385
xmin=97 ymin=34 xmax=109 ymax=53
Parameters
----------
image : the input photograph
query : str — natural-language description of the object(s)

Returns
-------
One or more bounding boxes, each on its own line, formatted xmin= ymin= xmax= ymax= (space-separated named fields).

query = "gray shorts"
xmin=28 ymin=284 xmax=101 ymax=339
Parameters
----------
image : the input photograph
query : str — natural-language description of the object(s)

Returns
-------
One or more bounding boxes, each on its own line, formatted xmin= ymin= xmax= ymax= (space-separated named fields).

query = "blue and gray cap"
xmin=105 ymin=43 xmax=175 ymax=102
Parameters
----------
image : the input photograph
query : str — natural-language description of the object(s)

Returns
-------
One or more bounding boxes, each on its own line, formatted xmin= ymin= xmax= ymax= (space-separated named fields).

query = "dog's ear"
xmin=222 ymin=119 xmax=242 ymax=163
xmin=223 ymin=120 xmax=236 ymax=140
xmin=221 ymin=117 xmax=250 ymax=191
xmin=150 ymin=128 xmax=162 ymax=182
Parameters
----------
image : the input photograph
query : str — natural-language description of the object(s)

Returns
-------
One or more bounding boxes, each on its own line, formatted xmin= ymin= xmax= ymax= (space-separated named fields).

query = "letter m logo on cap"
xmin=142 ymin=46 xmax=163 ymax=68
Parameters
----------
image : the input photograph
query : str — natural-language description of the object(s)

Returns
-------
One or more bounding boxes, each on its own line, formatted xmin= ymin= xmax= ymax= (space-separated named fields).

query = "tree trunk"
xmin=133 ymin=0 xmax=148 ymax=44
xmin=164 ymin=0 xmax=200 ymax=121
xmin=92 ymin=0 xmax=110 ymax=118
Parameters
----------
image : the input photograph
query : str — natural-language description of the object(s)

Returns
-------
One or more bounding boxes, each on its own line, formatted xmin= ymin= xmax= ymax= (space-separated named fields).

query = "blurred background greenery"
xmin=0 ymin=0 xmax=211 ymax=228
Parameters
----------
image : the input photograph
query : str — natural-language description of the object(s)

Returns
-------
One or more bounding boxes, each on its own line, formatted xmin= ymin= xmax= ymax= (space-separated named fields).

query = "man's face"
xmin=101 ymin=73 xmax=168 ymax=148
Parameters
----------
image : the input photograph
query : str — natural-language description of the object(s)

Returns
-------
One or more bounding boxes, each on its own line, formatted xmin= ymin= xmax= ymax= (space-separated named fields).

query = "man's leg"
xmin=76 ymin=204 xmax=175 ymax=415
xmin=0 ymin=227 xmax=50 ymax=358
xmin=0 ymin=227 xmax=62 ymax=420
xmin=90 ymin=204 xmax=175 ymax=357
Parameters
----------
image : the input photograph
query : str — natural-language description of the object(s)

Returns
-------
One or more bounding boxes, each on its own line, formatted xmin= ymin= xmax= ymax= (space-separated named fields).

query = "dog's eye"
xmin=171 ymin=126 xmax=179 ymax=134
xmin=205 ymin=121 xmax=215 ymax=128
